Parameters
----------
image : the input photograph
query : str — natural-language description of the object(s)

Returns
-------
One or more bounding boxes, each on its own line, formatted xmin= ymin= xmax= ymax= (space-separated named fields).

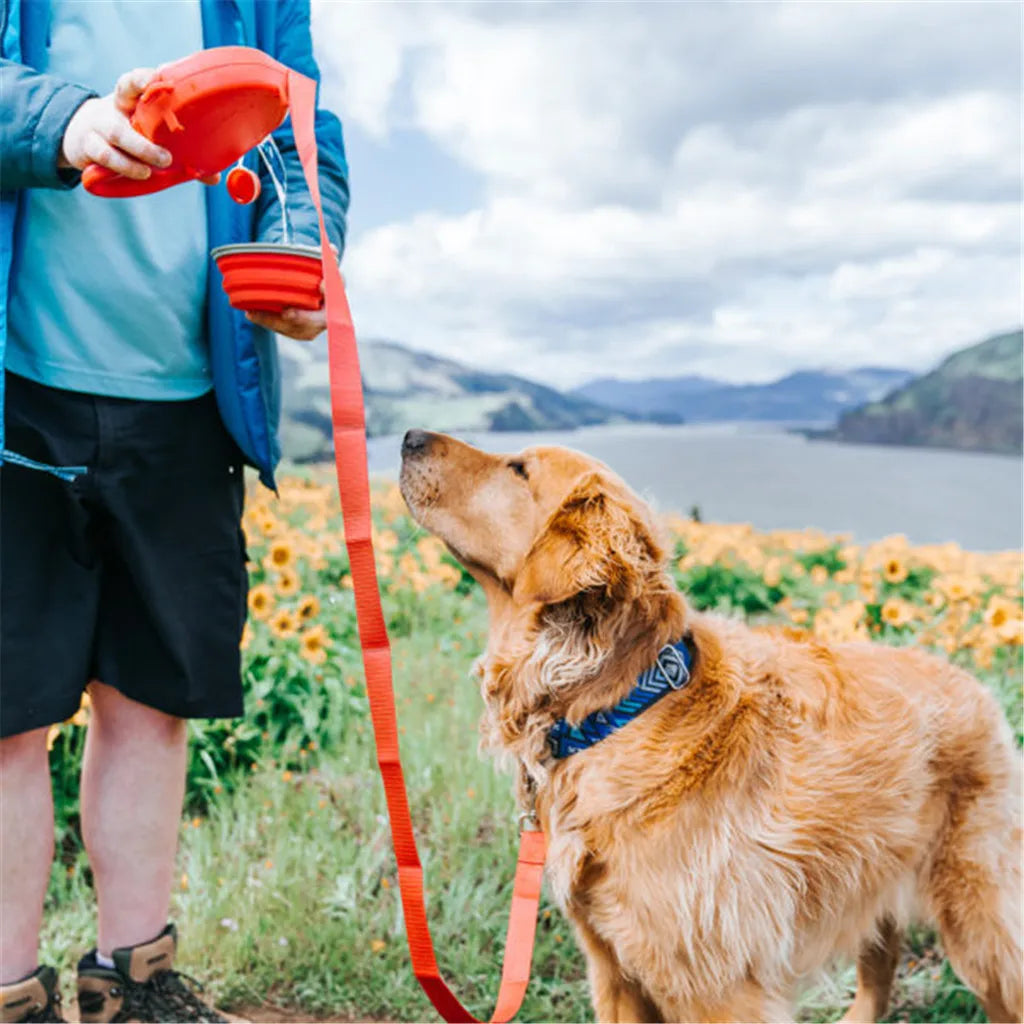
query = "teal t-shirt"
xmin=7 ymin=0 xmax=211 ymax=400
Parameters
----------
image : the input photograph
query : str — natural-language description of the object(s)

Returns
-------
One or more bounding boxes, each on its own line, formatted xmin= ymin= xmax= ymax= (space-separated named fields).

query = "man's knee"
xmin=87 ymin=681 xmax=186 ymax=747
xmin=0 ymin=727 xmax=50 ymax=772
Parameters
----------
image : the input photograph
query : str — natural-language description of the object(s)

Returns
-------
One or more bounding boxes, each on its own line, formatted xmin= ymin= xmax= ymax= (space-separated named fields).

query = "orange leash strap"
xmin=288 ymin=70 xmax=548 ymax=1024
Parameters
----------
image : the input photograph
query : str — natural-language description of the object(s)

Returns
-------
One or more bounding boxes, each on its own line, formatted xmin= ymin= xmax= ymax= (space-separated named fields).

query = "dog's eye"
xmin=508 ymin=460 xmax=529 ymax=480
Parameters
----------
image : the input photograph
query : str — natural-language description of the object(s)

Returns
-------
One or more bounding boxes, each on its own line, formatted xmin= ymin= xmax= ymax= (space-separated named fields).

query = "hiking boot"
xmin=76 ymin=924 xmax=226 ymax=1023
xmin=0 ymin=966 xmax=65 ymax=1024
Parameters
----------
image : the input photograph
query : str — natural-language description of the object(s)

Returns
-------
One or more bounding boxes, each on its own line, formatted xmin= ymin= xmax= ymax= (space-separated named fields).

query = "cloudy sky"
xmin=310 ymin=1 xmax=1021 ymax=387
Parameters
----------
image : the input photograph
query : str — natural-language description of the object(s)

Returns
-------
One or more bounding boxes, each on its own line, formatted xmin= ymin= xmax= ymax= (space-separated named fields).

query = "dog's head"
xmin=399 ymin=429 xmax=667 ymax=612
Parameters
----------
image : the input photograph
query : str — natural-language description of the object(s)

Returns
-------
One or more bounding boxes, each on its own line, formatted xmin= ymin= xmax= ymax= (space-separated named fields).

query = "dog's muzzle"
xmin=401 ymin=428 xmax=438 ymax=460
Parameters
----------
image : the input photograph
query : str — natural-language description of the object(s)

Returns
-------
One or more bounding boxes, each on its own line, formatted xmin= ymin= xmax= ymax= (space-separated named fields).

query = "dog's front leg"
xmin=572 ymin=917 xmax=662 ymax=1023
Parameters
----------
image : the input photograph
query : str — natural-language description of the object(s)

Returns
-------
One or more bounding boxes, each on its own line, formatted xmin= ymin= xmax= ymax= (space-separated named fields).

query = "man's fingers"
xmin=281 ymin=308 xmax=328 ymax=341
xmin=245 ymin=309 xmax=326 ymax=340
xmin=84 ymin=133 xmax=153 ymax=180
xmin=108 ymin=118 xmax=172 ymax=168
xmin=114 ymin=67 xmax=156 ymax=112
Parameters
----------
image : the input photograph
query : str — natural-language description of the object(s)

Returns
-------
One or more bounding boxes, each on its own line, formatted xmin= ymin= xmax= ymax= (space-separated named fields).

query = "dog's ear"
xmin=513 ymin=472 xmax=662 ymax=606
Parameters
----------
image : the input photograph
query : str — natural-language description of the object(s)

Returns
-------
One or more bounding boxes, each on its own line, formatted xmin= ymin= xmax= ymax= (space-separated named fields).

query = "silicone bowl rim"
xmin=211 ymin=243 xmax=322 ymax=259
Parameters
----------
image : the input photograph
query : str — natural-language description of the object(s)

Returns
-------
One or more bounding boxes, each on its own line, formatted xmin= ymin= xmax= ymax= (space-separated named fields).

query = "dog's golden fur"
xmin=399 ymin=431 xmax=1023 ymax=1023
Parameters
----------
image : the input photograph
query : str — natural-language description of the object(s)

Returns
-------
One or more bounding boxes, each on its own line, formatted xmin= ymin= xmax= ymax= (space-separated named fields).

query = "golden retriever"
xmin=398 ymin=429 xmax=1022 ymax=1024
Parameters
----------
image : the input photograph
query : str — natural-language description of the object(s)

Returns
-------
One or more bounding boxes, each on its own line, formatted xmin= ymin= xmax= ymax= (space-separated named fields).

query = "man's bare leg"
xmin=0 ymin=728 xmax=53 ymax=983
xmin=80 ymin=682 xmax=186 ymax=956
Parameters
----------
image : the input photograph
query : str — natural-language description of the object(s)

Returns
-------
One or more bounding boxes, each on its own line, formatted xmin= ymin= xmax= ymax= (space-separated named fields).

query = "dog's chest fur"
xmin=546 ymin=782 xmax=804 ymax=1001
xmin=540 ymin=737 xmax=931 ymax=1010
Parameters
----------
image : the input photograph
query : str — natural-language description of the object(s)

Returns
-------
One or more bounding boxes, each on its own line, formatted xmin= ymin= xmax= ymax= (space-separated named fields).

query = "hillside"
xmin=831 ymin=330 xmax=1023 ymax=455
xmin=572 ymin=367 xmax=912 ymax=424
xmin=277 ymin=337 xmax=629 ymax=461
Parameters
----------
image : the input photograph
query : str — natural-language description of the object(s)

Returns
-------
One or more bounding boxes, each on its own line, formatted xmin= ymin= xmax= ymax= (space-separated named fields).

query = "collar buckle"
xmin=655 ymin=643 xmax=691 ymax=690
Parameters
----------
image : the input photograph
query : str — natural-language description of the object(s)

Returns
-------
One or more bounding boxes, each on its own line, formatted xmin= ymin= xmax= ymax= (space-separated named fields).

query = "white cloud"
xmin=311 ymin=0 xmax=1022 ymax=385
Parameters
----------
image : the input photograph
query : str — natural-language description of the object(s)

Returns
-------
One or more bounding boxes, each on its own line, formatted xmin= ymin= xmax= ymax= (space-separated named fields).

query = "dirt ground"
xmin=230 ymin=1005 xmax=391 ymax=1023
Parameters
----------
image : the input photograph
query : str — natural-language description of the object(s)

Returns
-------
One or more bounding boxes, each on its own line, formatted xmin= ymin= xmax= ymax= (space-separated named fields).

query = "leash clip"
xmin=518 ymin=810 xmax=541 ymax=832
xmin=656 ymin=644 xmax=690 ymax=690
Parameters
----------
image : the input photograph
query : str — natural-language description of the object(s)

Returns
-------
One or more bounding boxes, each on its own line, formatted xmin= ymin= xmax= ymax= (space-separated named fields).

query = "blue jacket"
xmin=0 ymin=0 xmax=349 ymax=488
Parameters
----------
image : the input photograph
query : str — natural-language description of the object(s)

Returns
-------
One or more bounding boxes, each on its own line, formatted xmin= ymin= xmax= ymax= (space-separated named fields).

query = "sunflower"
xmin=435 ymin=563 xmax=461 ymax=588
xmin=247 ymin=584 xmax=275 ymax=620
xmin=935 ymin=573 xmax=981 ymax=604
xmin=240 ymin=622 xmax=253 ymax=651
xmin=275 ymin=567 xmax=301 ymax=597
xmin=997 ymin=617 xmax=1024 ymax=644
xmin=297 ymin=594 xmax=321 ymax=622
xmin=260 ymin=515 xmax=279 ymax=534
xmin=299 ymin=624 xmax=331 ymax=665
xmin=416 ymin=536 xmax=445 ymax=568
xmin=880 ymin=598 xmax=912 ymax=628
xmin=269 ymin=608 xmax=298 ymax=639
xmin=762 ymin=558 xmax=783 ymax=588
xmin=983 ymin=595 xmax=1020 ymax=631
xmin=882 ymin=557 xmax=909 ymax=584
xmin=374 ymin=529 xmax=399 ymax=553
xmin=264 ymin=539 xmax=295 ymax=572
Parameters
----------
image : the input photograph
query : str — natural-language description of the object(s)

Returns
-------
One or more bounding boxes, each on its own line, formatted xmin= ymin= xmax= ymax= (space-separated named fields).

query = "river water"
xmin=365 ymin=423 xmax=1023 ymax=551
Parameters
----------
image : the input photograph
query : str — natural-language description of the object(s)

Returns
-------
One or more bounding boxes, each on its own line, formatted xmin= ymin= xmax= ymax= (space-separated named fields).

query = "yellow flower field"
xmin=240 ymin=476 xmax=1021 ymax=677
xmin=48 ymin=475 xmax=1023 ymax=764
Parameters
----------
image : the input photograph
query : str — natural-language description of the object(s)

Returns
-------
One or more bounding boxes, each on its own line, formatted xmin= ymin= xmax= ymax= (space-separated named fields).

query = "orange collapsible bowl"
xmin=210 ymin=243 xmax=323 ymax=314
xmin=82 ymin=47 xmax=289 ymax=198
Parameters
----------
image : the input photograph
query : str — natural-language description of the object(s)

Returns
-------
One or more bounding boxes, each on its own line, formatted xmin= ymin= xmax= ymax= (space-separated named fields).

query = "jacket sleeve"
xmin=254 ymin=0 xmax=350 ymax=256
xmin=0 ymin=60 xmax=96 ymax=190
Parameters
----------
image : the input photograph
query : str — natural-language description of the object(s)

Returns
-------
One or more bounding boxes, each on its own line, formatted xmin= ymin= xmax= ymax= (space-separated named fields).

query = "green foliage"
xmin=675 ymin=561 xmax=780 ymax=615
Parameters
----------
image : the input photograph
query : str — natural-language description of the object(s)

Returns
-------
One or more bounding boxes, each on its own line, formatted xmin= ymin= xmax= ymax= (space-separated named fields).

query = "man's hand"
xmin=60 ymin=68 xmax=172 ymax=180
xmin=245 ymin=307 xmax=327 ymax=341
xmin=245 ymin=279 xmax=332 ymax=340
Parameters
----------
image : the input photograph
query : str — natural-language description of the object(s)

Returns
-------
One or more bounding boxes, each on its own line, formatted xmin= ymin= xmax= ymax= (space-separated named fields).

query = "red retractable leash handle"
xmin=288 ymin=70 xmax=547 ymax=1024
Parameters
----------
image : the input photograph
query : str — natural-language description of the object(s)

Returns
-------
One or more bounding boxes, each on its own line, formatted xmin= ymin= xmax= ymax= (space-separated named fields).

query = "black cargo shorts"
xmin=0 ymin=372 xmax=249 ymax=737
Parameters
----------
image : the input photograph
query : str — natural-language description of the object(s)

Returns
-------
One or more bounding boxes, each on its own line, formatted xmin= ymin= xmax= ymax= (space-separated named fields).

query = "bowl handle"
xmin=82 ymin=163 xmax=191 ymax=197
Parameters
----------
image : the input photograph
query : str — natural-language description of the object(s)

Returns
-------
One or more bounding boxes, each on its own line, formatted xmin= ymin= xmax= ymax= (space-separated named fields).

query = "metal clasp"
xmin=655 ymin=644 xmax=690 ymax=690
xmin=518 ymin=810 xmax=541 ymax=832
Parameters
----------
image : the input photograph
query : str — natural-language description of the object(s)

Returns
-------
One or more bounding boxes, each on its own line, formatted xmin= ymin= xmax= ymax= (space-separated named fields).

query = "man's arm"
xmin=0 ymin=62 xmax=174 ymax=191
xmin=0 ymin=60 xmax=96 ymax=190
xmin=253 ymin=0 xmax=350 ymax=257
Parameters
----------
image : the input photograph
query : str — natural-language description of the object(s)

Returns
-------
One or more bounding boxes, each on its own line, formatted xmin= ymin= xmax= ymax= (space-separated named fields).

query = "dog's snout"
xmin=402 ymin=429 xmax=435 ymax=459
xmin=402 ymin=429 xmax=431 ymax=457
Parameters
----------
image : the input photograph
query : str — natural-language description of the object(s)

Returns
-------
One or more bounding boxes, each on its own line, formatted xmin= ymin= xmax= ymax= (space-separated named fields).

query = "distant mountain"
xmin=277 ymin=338 xmax=631 ymax=462
xmin=571 ymin=367 xmax=913 ymax=425
xmin=829 ymin=330 xmax=1023 ymax=455
xmin=575 ymin=375 xmax=720 ymax=421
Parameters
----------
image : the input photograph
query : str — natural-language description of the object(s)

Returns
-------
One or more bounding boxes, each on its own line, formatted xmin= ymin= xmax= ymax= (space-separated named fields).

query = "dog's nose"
xmin=402 ymin=429 xmax=434 ymax=458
